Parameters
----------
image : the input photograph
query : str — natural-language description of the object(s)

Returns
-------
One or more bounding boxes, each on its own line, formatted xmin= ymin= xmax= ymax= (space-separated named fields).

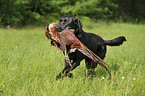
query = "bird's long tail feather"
xmin=77 ymin=40 xmax=111 ymax=75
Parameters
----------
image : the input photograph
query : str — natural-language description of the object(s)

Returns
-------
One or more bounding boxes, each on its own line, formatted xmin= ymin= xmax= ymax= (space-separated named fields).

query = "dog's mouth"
xmin=55 ymin=24 xmax=62 ymax=32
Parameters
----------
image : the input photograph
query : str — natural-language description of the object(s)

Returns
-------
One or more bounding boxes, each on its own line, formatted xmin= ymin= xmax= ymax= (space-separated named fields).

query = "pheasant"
xmin=45 ymin=23 xmax=111 ymax=75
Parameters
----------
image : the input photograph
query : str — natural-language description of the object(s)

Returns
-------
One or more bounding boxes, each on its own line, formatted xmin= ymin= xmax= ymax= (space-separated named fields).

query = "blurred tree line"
xmin=0 ymin=0 xmax=145 ymax=27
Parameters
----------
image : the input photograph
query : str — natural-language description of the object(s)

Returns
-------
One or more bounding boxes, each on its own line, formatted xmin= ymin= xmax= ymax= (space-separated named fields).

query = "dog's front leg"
xmin=56 ymin=59 xmax=80 ymax=80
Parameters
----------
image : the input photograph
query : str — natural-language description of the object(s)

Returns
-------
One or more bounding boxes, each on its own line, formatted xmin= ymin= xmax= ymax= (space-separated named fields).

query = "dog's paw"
xmin=67 ymin=73 xmax=74 ymax=78
xmin=87 ymin=70 xmax=96 ymax=78
xmin=56 ymin=73 xmax=74 ymax=80
xmin=56 ymin=73 xmax=62 ymax=80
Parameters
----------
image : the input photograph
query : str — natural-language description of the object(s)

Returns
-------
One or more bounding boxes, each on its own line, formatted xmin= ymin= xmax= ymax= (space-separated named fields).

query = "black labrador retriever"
xmin=54 ymin=14 xmax=126 ymax=80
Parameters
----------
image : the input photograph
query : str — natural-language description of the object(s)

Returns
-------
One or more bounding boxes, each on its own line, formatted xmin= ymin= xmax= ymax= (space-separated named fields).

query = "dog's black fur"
xmin=54 ymin=15 xmax=126 ymax=80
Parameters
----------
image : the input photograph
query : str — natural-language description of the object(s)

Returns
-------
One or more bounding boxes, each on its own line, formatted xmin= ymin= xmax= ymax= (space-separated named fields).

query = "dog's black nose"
xmin=55 ymin=25 xmax=62 ymax=32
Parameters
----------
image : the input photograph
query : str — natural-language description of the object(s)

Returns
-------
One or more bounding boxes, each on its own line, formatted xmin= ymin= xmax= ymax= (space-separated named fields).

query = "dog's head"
xmin=55 ymin=15 xmax=83 ymax=38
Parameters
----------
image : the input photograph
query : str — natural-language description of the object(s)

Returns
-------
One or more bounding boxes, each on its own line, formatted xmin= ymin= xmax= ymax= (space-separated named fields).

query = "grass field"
xmin=0 ymin=21 xmax=145 ymax=96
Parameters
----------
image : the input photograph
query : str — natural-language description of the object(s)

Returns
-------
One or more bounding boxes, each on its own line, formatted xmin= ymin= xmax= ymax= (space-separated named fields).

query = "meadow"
xmin=0 ymin=21 xmax=144 ymax=96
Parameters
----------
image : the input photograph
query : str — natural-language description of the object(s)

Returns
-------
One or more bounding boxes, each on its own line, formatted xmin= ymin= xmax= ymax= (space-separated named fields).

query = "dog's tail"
xmin=104 ymin=36 xmax=126 ymax=46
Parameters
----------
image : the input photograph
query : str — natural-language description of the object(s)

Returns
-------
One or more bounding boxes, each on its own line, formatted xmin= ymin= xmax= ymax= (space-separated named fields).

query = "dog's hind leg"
xmin=85 ymin=59 xmax=98 ymax=77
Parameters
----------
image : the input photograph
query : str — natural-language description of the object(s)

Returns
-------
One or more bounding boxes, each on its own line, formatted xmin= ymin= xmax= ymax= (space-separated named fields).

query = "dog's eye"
xmin=64 ymin=19 xmax=67 ymax=22
xmin=59 ymin=19 xmax=62 ymax=22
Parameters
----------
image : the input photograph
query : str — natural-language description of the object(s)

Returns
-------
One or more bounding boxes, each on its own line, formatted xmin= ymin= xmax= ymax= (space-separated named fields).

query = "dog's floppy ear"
xmin=73 ymin=18 xmax=83 ymax=38
xmin=74 ymin=18 xmax=83 ymax=31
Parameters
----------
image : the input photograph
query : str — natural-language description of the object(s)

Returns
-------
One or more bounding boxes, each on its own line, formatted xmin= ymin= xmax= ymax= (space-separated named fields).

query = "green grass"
xmin=0 ymin=22 xmax=145 ymax=96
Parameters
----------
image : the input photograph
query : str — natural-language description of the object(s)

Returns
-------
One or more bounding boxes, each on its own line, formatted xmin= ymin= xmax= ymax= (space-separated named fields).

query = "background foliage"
xmin=0 ymin=0 xmax=145 ymax=27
